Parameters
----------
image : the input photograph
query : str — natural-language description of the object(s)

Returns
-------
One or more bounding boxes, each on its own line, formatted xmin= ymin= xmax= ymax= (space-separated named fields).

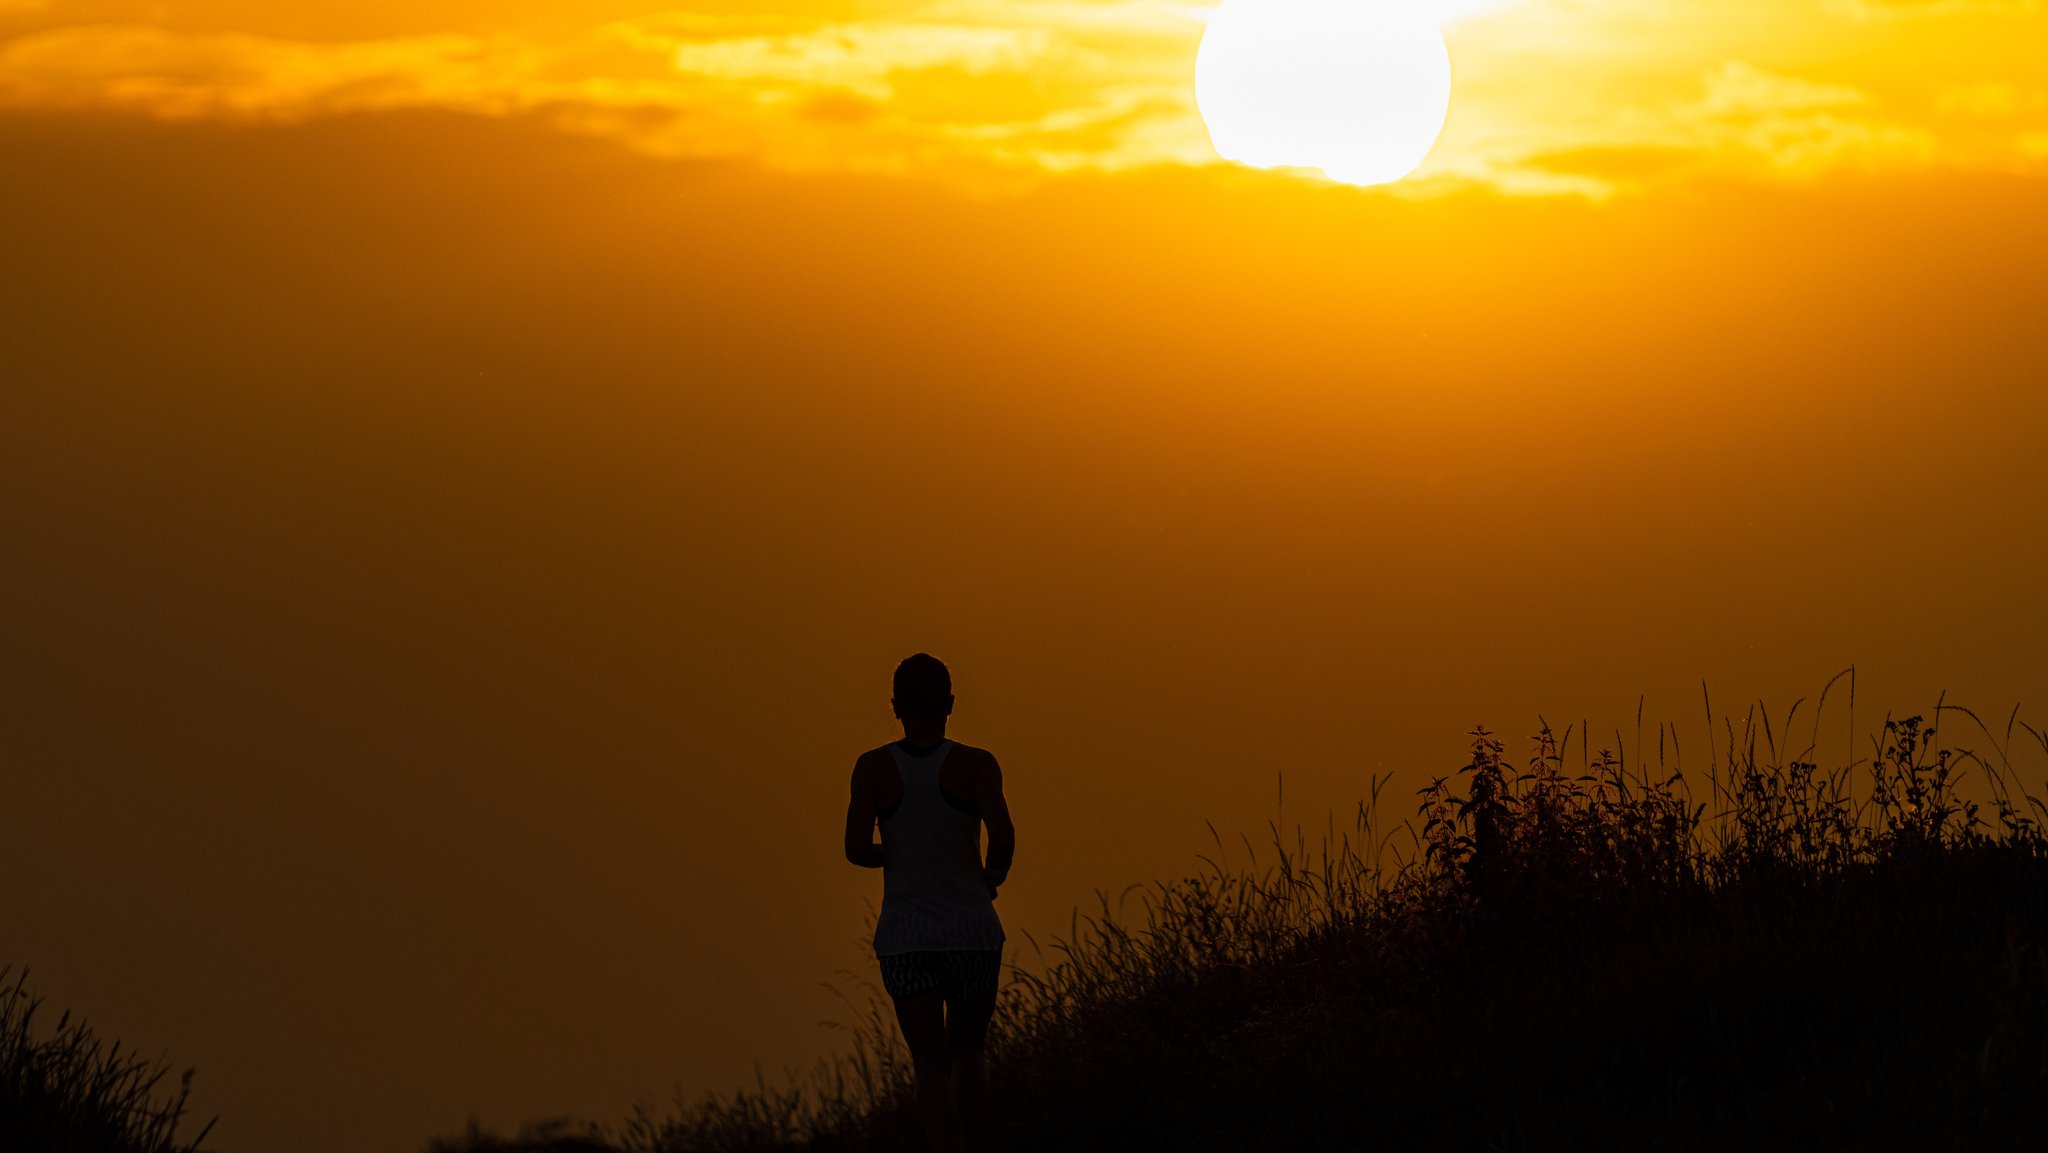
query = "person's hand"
xmin=983 ymin=868 xmax=1004 ymax=899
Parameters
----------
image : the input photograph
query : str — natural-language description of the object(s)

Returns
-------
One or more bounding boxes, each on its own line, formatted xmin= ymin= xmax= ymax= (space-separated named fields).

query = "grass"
xmin=440 ymin=680 xmax=2048 ymax=1152
xmin=0 ymin=967 xmax=215 ymax=1153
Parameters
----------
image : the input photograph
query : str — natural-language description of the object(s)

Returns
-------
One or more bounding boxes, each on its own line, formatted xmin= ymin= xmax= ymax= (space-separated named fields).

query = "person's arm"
xmin=976 ymin=754 xmax=1015 ymax=896
xmin=844 ymin=758 xmax=885 ymax=869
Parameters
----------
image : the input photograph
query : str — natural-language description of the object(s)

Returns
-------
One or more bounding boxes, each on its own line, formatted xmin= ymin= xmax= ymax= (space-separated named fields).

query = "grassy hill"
xmin=0 ymin=967 xmax=213 ymax=1153
xmin=13 ymin=694 xmax=2044 ymax=1152
xmin=440 ymin=694 xmax=2048 ymax=1153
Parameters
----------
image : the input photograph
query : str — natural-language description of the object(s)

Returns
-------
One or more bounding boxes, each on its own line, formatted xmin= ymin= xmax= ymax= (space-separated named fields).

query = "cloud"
xmin=1493 ymin=62 xmax=1936 ymax=193
xmin=0 ymin=2 xmax=2033 ymax=193
xmin=1824 ymin=0 xmax=2039 ymax=17
xmin=0 ymin=9 xmax=1204 ymax=176
xmin=668 ymin=23 xmax=1051 ymax=93
xmin=1686 ymin=63 xmax=1932 ymax=173
xmin=1938 ymin=82 xmax=2048 ymax=117
xmin=1693 ymin=61 xmax=1868 ymax=117
xmin=0 ymin=25 xmax=529 ymax=119
xmin=1518 ymin=144 xmax=1697 ymax=181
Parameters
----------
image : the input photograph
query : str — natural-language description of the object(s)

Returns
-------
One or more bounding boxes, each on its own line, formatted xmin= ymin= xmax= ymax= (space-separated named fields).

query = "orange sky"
xmin=3 ymin=2 xmax=2046 ymax=1151
xmin=4 ymin=0 xmax=2047 ymax=189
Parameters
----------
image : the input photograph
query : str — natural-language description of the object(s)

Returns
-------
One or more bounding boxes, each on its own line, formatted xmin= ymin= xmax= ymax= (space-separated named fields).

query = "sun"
xmin=1195 ymin=0 xmax=1453 ymax=187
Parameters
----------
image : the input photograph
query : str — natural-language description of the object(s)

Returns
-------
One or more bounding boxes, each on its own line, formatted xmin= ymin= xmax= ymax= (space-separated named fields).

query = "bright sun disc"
xmin=1196 ymin=0 xmax=1452 ymax=187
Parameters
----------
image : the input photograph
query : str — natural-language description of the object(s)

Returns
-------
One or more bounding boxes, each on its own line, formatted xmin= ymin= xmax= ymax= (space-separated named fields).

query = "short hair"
xmin=893 ymin=653 xmax=953 ymax=718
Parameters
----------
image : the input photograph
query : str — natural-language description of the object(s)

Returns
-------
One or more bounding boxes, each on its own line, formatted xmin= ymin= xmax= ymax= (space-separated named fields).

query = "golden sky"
xmin=3 ymin=3 xmax=2046 ymax=1153
xmin=2 ymin=0 xmax=2045 ymax=191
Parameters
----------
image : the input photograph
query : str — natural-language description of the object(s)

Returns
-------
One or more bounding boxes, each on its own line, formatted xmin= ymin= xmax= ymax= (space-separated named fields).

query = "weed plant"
xmin=445 ymin=683 xmax=2048 ymax=1153
xmin=0 ymin=967 xmax=214 ymax=1153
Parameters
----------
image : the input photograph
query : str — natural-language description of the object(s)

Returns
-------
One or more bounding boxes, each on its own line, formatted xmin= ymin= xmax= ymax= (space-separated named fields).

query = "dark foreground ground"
xmin=452 ymin=841 xmax=2048 ymax=1153
xmin=10 ymin=712 xmax=2047 ymax=1153
xmin=440 ymin=715 xmax=2048 ymax=1153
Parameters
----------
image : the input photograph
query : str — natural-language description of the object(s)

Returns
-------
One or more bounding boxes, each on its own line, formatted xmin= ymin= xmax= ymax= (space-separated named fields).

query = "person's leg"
xmin=950 ymin=1047 xmax=988 ymax=1153
xmin=944 ymin=952 xmax=1002 ymax=1153
xmin=892 ymin=986 xmax=961 ymax=1153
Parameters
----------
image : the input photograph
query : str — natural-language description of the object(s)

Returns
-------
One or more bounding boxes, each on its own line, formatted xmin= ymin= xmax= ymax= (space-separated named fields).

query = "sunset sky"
xmin=4 ymin=1 xmax=2046 ymax=1151
xmin=4 ymin=0 xmax=2048 ymax=190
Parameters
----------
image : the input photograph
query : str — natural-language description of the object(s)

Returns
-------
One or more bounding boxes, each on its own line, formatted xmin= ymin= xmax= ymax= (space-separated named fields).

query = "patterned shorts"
xmin=877 ymin=949 xmax=1004 ymax=1003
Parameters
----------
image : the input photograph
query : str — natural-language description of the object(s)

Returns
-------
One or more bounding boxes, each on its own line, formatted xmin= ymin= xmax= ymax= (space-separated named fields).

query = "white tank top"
xmin=871 ymin=739 xmax=1006 ymax=956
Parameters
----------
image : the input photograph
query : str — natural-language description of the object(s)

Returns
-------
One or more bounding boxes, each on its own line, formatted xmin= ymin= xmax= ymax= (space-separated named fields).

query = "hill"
xmin=437 ymin=695 xmax=2048 ymax=1152
xmin=0 ymin=967 xmax=213 ymax=1153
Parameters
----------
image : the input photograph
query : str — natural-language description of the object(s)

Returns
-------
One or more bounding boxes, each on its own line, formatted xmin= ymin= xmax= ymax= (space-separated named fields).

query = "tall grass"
xmin=0 ymin=967 xmax=215 ymax=1153
xmin=445 ymin=682 xmax=2048 ymax=1152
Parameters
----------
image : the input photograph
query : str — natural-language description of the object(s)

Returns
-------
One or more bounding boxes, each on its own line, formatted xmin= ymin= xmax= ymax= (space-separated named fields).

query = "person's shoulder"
xmin=853 ymin=746 xmax=895 ymax=776
xmin=949 ymin=742 xmax=1001 ymax=771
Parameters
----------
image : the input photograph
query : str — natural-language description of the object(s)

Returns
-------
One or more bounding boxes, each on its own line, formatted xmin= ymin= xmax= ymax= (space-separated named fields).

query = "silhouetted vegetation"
xmin=444 ymin=680 xmax=2048 ymax=1152
xmin=0 ymin=967 xmax=214 ymax=1153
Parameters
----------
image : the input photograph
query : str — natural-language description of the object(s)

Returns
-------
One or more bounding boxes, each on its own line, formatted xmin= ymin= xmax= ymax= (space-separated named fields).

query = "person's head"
xmin=891 ymin=653 xmax=954 ymax=727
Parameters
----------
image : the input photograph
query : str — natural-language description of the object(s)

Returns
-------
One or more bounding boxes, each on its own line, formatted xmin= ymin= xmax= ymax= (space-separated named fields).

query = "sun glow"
xmin=1195 ymin=0 xmax=1453 ymax=187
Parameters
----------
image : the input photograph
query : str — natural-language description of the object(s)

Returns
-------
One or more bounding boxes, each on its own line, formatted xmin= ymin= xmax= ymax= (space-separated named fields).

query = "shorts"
xmin=877 ymin=949 xmax=1004 ymax=1003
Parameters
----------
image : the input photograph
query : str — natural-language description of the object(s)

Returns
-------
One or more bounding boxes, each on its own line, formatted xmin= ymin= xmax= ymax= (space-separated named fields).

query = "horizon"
xmin=4 ymin=2 xmax=2047 ymax=1150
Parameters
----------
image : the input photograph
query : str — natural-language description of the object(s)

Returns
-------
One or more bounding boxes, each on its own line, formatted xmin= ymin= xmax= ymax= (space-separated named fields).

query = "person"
xmin=843 ymin=653 xmax=1016 ymax=1153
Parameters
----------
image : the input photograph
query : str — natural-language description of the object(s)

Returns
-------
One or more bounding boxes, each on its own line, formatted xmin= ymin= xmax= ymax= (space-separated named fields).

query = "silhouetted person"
xmin=844 ymin=654 xmax=1015 ymax=1153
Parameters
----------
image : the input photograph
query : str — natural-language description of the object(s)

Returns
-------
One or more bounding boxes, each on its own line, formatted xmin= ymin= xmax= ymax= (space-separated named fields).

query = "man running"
xmin=843 ymin=653 xmax=1015 ymax=1153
